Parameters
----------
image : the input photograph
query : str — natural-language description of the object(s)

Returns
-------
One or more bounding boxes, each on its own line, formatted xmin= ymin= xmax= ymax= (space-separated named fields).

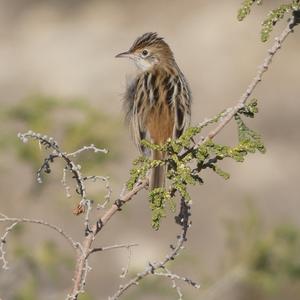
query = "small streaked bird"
xmin=116 ymin=32 xmax=191 ymax=189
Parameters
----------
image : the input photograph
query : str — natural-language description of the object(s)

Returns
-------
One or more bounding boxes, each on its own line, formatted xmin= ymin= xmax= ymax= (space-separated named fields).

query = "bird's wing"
xmin=124 ymin=76 xmax=149 ymax=155
xmin=173 ymin=74 xmax=192 ymax=138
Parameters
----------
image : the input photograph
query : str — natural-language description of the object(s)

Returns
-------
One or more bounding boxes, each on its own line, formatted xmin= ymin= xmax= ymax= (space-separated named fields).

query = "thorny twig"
xmin=109 ymin=199 xmax=200 ymax=299
xmin=15 ymin=132 xmax=145 ymax=299
xmin=68 ymin=179 xmax=148 ymax=300
xmin=83 ymin=176 xmax=112 ymax=209
xmin=66 ymin=144 xmax=108 ymax=157
xmin=0 ymin=214 xmax=80 ymax=270
xmin=18 ymin=131 xmax=109 ymax=228
xmin=0 ymin=212 xmax=139 ymax=299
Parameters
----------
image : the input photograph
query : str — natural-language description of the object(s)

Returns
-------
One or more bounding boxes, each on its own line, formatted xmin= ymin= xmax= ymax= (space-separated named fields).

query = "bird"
xmin=116 ymin=32 xmax=191 ymax=189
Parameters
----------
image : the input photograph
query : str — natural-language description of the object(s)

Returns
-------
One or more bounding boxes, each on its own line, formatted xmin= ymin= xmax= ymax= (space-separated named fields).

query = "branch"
xmin=68 ymin=179 xmax=148 ymax=299
xmin=66 ymin=144 xmax=108 ymax=157
xmin=83 ymin=175 xmax=112 ymax=209
xmin=18 ymin=131 xmax=109 ymax=230
xmin=179 ymin=16 xmax=296 ymax=166
xmin=88 ymin=243 xmax=138 ymax=256
xmin=159 ymin=266 xmax=183 ymax=300
xmin=0 ymin=214 xmax=80 ymax=270
xmin=16 ymin=130 xmax=149 ymax=299
xmin=109 ymin=199 xmax=200 ymax=299
xmin=201 ymin=17 xmax=295 ymax=145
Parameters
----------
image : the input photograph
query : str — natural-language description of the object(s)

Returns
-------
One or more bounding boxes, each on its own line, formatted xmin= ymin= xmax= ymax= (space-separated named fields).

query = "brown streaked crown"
xmin=130 ymin=32 xmax=164 ymax=51
xmin=127 ymin=32 xmax=175 ymax=68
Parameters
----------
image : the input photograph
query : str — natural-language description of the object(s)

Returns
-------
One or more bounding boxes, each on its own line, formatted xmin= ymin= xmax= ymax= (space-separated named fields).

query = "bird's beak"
xmin=115 ymin=51 xmax=132 ymax=59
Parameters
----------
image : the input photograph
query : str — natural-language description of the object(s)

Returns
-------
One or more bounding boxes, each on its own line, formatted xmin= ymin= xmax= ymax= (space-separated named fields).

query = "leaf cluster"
xmin=238 ymin=0 xmax=300 ymax=41
xmin=127 ymin=100 xmax=265 ymax=230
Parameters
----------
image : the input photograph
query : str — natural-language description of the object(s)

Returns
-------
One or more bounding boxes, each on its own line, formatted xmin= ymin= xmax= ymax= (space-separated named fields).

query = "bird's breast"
xmin=146 ymin=102 xmax=174 ymax=145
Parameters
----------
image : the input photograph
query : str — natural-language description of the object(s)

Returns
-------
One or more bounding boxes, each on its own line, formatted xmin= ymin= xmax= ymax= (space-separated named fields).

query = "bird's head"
xmin=116 ymin=32 xmax=174 ymax=71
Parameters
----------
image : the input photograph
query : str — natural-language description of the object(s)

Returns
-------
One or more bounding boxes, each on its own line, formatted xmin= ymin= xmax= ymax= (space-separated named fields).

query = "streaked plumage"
xmin=117 ymin=32 xmax=192 ymax=189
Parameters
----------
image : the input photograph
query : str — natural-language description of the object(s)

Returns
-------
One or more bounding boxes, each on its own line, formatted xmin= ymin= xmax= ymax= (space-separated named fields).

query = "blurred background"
xmin=0 ymin=0 xmax=300 ymax=299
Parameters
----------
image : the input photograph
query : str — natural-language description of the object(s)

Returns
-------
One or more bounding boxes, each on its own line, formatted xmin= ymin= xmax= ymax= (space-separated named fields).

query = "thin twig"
xmin=0 ymin=215 xmax=80 ymax=269
xmin=83 ymin=175 xmax=112 ymax=209
xmin=120 ymin=245 xmax=133 ymax=278
xmin=18 ymin=132 xmax=89 ymax=206
xmin=69 ymin=179 xmax=148 ymax=300
xmin=88 ymin=243 xmax=138 ymax=256
xmin=201 ymin=18 xmax=294 ymax=145
xmin=18 ymin=131 xmax=110 ymax=230
xmin=67 ymin=144 xmax=108 ymax=157
xmin=109 ymin=199 xmax=199 ymax=299
xmin=154 ymin=271 xmax=200 ymax=289
xmin=161 ymin=266 xmax=184 ymax=300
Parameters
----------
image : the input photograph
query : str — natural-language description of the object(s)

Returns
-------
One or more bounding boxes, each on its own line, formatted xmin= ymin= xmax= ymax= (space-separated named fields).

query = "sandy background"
xmin=0 ymin=1 xmax=300 ymax=299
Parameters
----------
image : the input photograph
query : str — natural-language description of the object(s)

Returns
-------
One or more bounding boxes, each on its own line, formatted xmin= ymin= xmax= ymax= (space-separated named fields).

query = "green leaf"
xmin=237 ymin=0 xmax=262 ymax=21
xmin=237 ymin=1 xmax=300 ymax=42
xmin=235 ymin=114 xmax=266 ymax=154
xmin=149 ymin=188 xmax=171 ymax=230
xmin=261 ymin=4 xmax=292 ymax=42
xmin=210 ymin=165 xmax=230 ymax=180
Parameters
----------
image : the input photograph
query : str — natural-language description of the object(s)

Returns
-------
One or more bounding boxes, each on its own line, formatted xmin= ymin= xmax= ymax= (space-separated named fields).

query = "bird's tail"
xmin=150 ymin=150 xmax=166 ymax=190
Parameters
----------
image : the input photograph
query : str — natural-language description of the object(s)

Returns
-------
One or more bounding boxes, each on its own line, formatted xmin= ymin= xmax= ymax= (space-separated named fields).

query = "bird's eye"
xmin=142 ymin=49 xmax=149 ymax=57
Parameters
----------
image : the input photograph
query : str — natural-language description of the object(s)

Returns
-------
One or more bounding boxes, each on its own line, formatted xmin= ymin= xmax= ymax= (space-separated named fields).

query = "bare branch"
xmin=200 ymin=18 xmax=295 ymax=145
xmin=83 ymin=175 xmax=112 ymax=209
xmin=119 ymin=245 xmax=133 ymax=278
xmin=17 ymin=131 xmax=110 ymax=231
xmin=0 ymin=214 xmax=80 ymax=270
xmin=66 ymin=144 xmax=108 ymax=157
xmin=69 ymin=179 xmax=148 ymax=299
xmin=16 ymin=130 xmax=149 ymax=299
xmin=109 ymin=199 xmax=199 ymax=299
xmin=88 ymin=243 xmax=138 ymax=256
xmin=18 ymin=131 xmax=90 ymax=204
xmin=160 ymin=266 xmax=184 ymax=300
xmin=154 ymin=271 xmax=200 ymax=289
